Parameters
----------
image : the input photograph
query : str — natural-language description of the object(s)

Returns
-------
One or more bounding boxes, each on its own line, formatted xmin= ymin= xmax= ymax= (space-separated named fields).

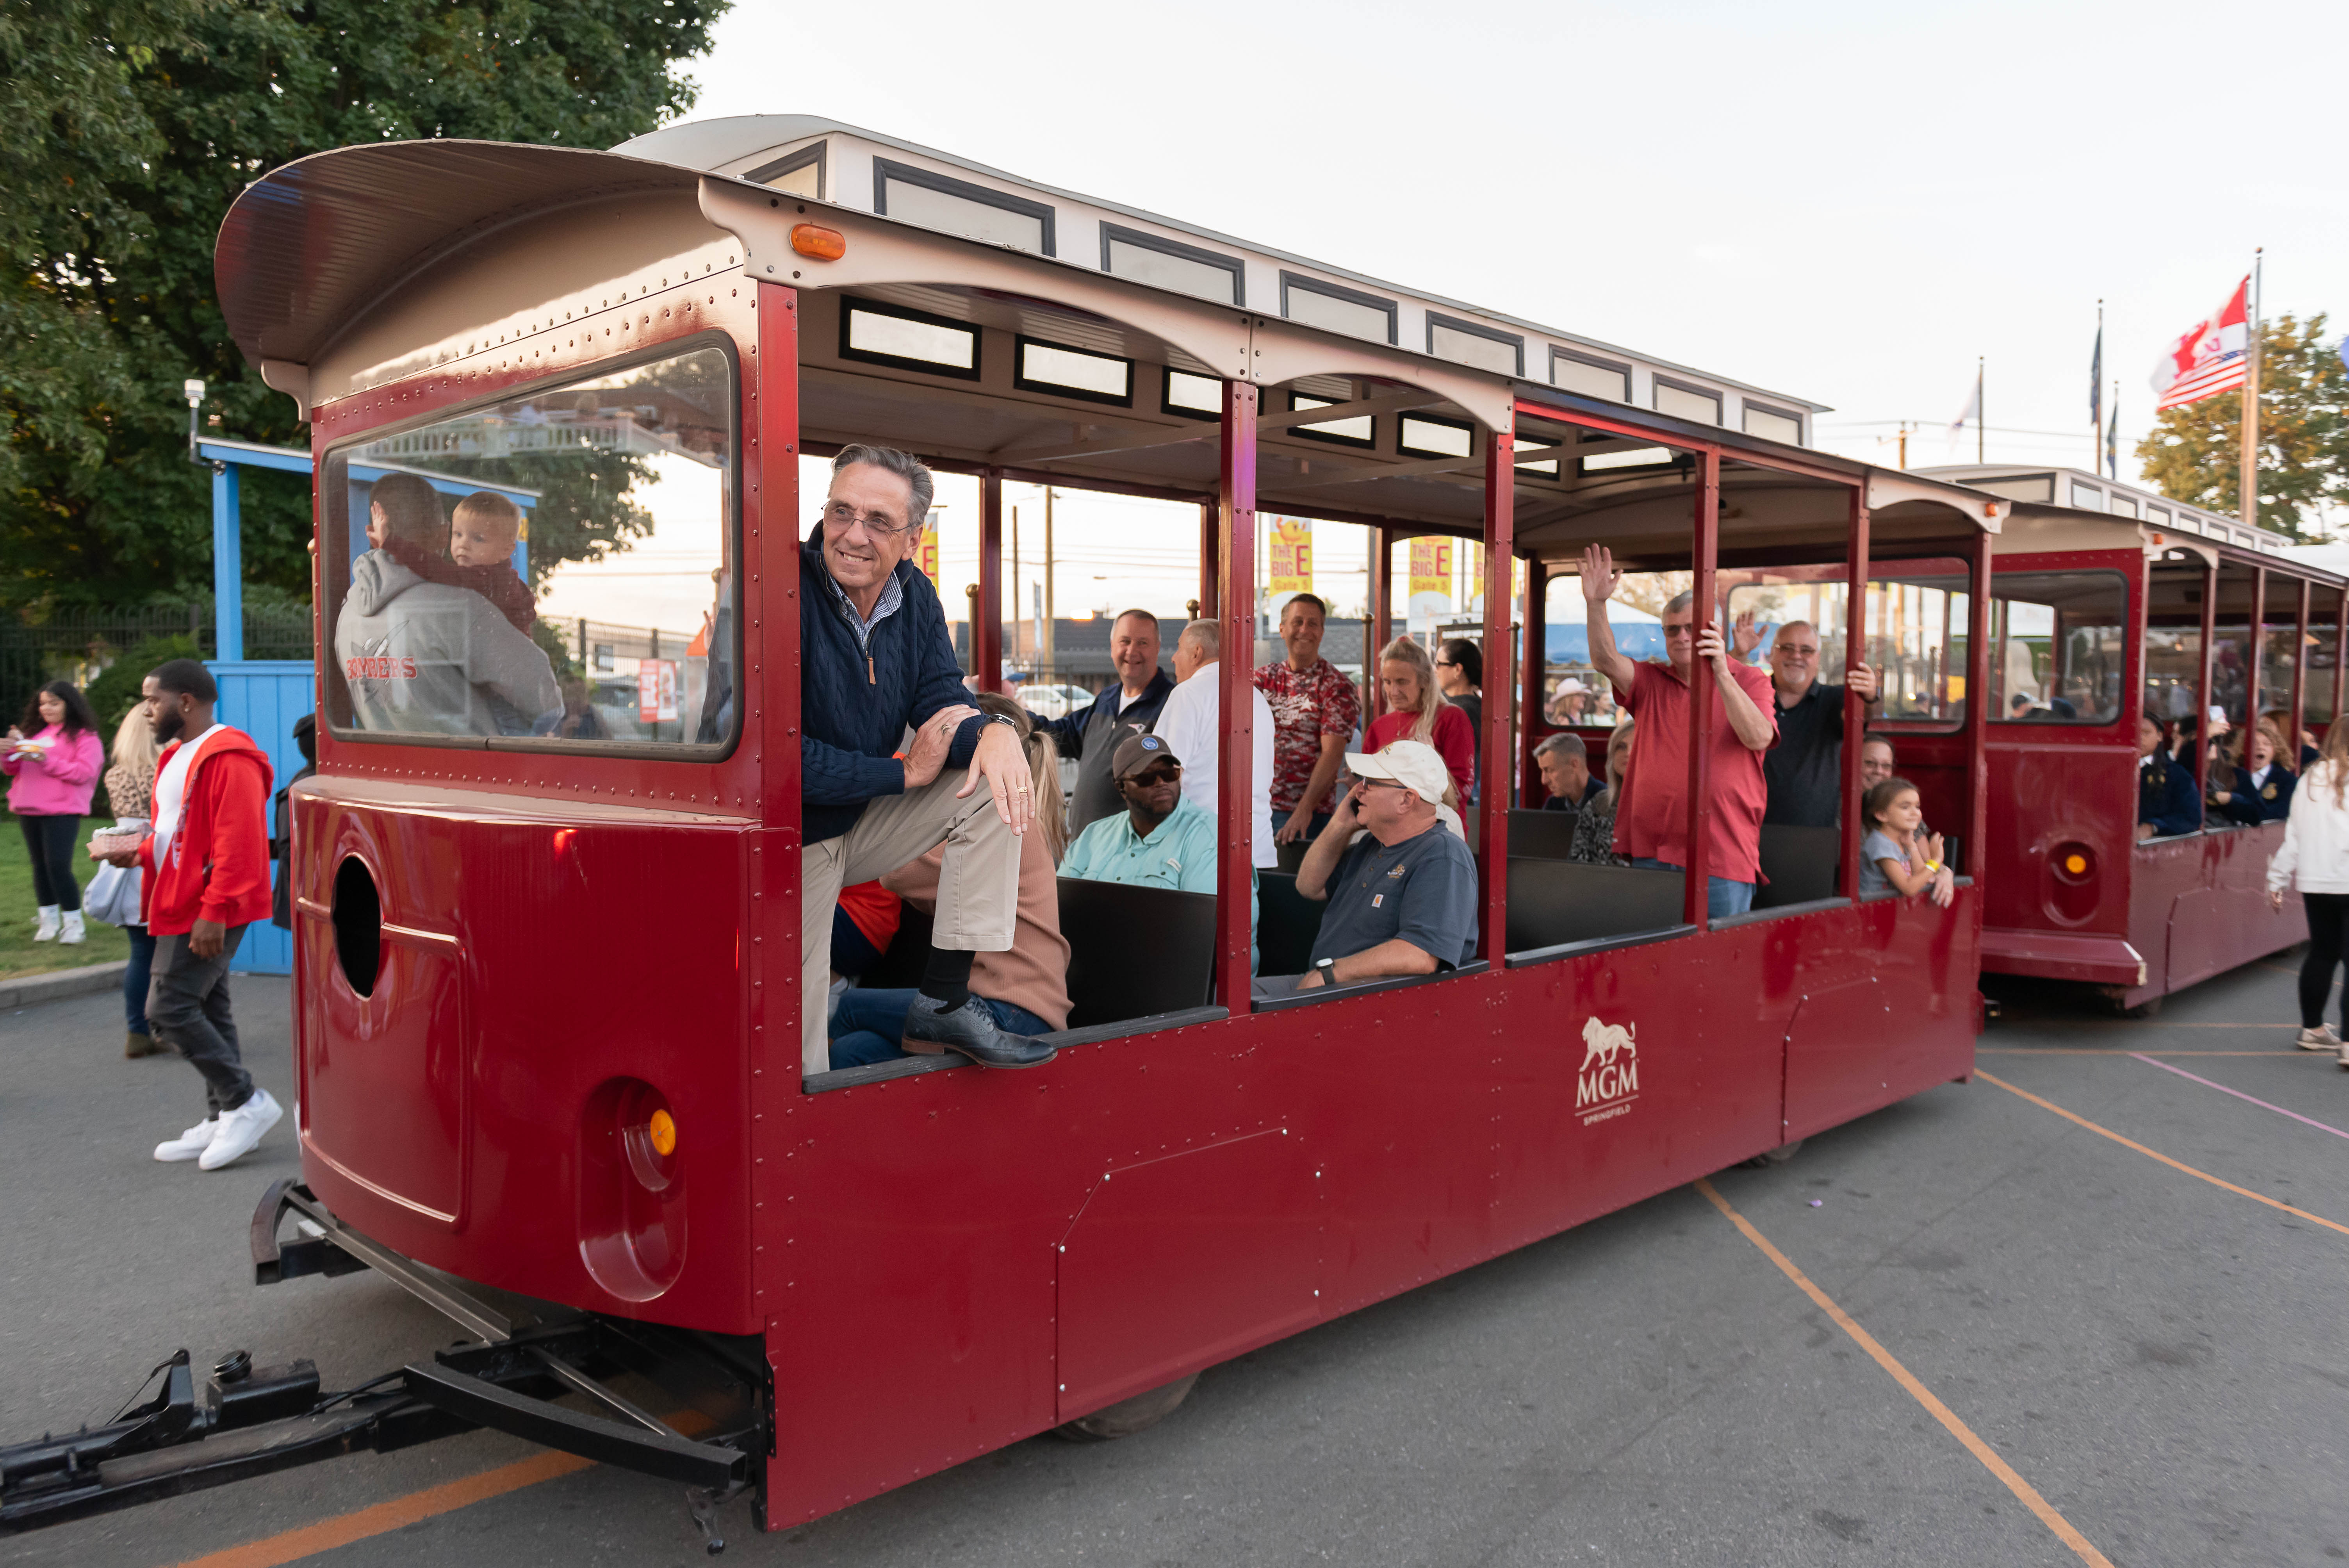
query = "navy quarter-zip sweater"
xmin=800 ymin=535 xmax=984 ymax=845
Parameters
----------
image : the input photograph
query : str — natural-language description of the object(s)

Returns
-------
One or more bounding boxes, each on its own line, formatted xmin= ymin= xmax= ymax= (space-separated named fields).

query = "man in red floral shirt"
xmin=1253 ymin=594 xmax=1362 ymax=851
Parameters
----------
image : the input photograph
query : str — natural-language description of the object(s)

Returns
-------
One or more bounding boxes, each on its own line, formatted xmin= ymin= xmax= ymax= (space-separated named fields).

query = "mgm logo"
xmin=1575 ymin=1017 xmax=1640 ymax=1126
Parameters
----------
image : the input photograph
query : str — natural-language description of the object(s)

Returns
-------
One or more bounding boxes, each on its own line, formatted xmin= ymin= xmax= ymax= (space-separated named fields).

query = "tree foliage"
xmin=2136 ymin=314 xmax=2349 ymax=541
xmin=0 ymin=0 xmax=725 ymax=613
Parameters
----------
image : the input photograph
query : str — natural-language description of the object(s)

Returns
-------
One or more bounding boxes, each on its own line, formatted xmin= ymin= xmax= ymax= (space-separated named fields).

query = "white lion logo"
xmin=1579 ymin=1017 xmax=1638 ymax=1073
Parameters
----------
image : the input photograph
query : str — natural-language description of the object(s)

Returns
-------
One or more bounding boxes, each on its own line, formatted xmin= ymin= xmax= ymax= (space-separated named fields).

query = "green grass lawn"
xmin=0 ymin=812 xmax=133 ymax=979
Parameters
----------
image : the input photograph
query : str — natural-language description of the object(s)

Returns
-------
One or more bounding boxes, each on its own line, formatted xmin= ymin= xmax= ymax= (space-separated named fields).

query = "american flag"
xmin=2149 ymin=276 xmax=2250 ymax=411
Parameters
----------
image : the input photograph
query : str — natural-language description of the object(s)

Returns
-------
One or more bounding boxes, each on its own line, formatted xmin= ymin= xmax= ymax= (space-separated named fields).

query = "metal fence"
xmin=0 ymin=603 xmax=315 ymax=705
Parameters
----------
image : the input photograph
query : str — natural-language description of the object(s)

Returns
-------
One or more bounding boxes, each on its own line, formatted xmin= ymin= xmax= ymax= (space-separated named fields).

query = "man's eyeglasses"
xmin=821 ymin=501 xmax=916 ymax=540
xmin=1775 ymin=643 xmax=1820 ymax=657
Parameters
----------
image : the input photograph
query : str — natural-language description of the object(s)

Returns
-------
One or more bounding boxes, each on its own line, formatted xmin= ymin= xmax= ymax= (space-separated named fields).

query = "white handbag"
xmin=82 ymin=816 xmax=148 ymax=928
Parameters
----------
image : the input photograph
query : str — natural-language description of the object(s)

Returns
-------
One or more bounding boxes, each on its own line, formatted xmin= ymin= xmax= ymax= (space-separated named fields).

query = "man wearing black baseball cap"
xmin=1253 ymin=739 xmax=1477 ymax=997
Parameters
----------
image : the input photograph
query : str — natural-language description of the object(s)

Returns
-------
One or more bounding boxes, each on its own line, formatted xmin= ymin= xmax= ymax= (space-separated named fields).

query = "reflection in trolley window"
xmin=323 ymin=344 xmax=737 ymax=750
xmin=1988 ymin=570 xmax=2126 ymax=725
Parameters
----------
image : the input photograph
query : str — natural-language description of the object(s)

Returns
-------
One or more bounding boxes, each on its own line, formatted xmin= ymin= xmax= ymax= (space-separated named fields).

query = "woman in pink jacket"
xmin=5 ymin=681 xmax=104 ymax=944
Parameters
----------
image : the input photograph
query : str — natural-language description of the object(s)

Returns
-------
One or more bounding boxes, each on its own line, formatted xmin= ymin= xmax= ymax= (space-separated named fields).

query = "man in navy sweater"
xmin=799 ymin=446 xmax=1049 ymax=1073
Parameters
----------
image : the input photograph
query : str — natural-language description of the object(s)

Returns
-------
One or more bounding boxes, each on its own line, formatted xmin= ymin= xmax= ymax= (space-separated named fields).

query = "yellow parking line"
xmin=1695 ymin=1179 xmax=2114 ymax=1568
xmin=1976 ymin=1070 xmax=2349 ymax=1239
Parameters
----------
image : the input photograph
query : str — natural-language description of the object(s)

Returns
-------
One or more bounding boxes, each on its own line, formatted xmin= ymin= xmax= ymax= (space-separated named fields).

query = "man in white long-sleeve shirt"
xmin=1150 ymin=620 xmax=1277 ymax=871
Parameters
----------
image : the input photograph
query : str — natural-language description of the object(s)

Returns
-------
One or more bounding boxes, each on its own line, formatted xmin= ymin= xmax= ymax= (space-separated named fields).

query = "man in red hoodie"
xmin=94 ymin=659 xmax=280 ymax=1170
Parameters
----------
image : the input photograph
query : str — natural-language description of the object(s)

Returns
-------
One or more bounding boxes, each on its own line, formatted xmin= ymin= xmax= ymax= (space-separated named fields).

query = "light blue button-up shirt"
xmin=1062 ymin=793 xmax=1258 ymax=970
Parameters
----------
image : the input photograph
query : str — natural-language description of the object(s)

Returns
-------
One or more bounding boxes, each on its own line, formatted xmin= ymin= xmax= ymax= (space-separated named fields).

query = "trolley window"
xmin=322 ymin=342 xmax=738 ymax=751
xmin=1989 ymin=570 xmax=2126 ymax=725
xmin=1721 ymin=567 xmax=1969 ymax=729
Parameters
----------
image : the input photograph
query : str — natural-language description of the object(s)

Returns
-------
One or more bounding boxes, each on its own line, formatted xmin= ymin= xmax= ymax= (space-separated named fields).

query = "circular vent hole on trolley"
xmin=331 ymin=856 xmax=382 ymax=997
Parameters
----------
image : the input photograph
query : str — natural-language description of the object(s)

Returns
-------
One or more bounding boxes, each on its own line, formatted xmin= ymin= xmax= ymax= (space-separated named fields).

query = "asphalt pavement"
xmin=4 ymin=957 xmax=2346 ymax=1567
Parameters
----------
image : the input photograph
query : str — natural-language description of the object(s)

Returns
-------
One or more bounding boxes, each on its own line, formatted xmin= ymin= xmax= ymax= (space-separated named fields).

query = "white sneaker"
xmin=32 ymin=905 xmax=59 ymax=942
xmin=2339 ymin=1040 xmax=2349 ymax=1071
xmin=2299 ymin=1026 xmax=2341 ymax=1050
xmin=59 ymin=910 xmax=84 ymax=945
xmin=198 ymin=1089 xmax=283 ymax=1171
xmin=155 ymin=1116 xmax=219 ymax=1162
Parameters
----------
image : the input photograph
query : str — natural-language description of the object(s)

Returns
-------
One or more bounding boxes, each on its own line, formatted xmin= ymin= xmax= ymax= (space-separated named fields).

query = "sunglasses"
xmin=1125 ymin=763 xmax=1181 ymax=786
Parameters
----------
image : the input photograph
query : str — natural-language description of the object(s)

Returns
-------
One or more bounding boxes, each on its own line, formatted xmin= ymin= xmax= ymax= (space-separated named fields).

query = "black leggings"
xmin=2300 ymin=892 xmax=2349 ymax=1029
xmin=18 ymin=813 xmax=80 ymax=912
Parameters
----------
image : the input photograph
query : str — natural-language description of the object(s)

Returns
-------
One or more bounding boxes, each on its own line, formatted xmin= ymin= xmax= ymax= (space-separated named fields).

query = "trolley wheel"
xmin=1051 ymin=1374 xmax=1200 ymax=1442
xmin=2098 ymin=986 xmax=2162 ymax=1019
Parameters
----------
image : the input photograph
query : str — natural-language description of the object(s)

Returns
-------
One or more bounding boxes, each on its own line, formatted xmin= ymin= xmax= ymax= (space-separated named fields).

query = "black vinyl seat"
xmin=1754 ymin=824 xmax=1839 ymax=908
xmin=1504 ymin=859 xmax=1684 ymax=953
xmin=1055 ymin=877 xmax=1218 ymax=1028
xmin=1254 ymin=870 xmax=1327 ymax=978
xmin=1505 ymin=808 xmax=1579 ymax=861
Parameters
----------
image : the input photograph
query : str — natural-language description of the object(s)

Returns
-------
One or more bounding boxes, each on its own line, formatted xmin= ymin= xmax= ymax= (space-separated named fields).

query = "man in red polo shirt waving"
xmin=1578 ymin=543 xmax=1777 ymax=918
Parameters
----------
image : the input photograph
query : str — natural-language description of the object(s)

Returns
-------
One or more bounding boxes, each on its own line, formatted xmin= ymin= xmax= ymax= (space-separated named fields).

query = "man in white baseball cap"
xmin=1252 ymin=739 xmax=1479 ymax=998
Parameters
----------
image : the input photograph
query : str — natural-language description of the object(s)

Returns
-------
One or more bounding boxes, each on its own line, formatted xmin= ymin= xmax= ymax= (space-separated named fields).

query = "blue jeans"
xmin=1629 ymin=858 xmax=1756 ymax=919
xmin=123 ymin=924 xmax=155 ymax=1034
xmin=828 ymin=987 xmax=1053 ymax=1070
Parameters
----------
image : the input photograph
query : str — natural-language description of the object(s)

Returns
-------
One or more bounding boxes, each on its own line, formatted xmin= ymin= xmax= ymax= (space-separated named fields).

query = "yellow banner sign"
xmin=1269 ymin=518 xmax=1313 ymax=596
xmin=917 ymin=529 xmax=941 ymax=595
xmin=1409 ymin=536 xmax=1452 ymax=599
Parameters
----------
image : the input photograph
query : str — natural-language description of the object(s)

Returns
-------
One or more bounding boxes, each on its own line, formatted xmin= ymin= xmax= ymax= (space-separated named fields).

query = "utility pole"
xmin=1043 ymin=485 xmax=1056 ymax=675
xmin=1010 ymin=504 xmax=1021 ymax=665
xmin=1896 ymin=421 xmax=1909 ymax=470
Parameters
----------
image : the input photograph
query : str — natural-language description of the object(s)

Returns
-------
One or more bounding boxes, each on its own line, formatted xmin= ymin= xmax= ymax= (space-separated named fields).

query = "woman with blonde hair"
xmin=1570 ymin=721 xmax=1634 ymax=866
xmin=98 ymin=697 xmax=164 ymax=1055
xmin=1364 ymin=636 xmax=1474 ymax=805
xmin=826 ymin=693 xmax=1072 ymax=1069
xmin=2269 ymin=714 xmax=2349 ymax=1062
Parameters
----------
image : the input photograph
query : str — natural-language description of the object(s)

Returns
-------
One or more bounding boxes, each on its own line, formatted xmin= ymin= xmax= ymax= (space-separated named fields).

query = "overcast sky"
xmin=672 ymin=0 xmax=2349 ymax=624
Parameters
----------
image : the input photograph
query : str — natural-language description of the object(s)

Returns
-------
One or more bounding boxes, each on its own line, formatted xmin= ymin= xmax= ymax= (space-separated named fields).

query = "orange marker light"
xmin=2063 ymin=853 xmax=2089 ymax=876
xmin=648 ymin=1108 xmax=677 ymax=1157
xmin=790 ymin=224 xmax=846 ymax=261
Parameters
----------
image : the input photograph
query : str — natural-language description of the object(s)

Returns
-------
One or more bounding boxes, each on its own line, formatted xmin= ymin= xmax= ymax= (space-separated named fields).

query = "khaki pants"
xmin=800 ymin=771 xmax=1020 ymax=1075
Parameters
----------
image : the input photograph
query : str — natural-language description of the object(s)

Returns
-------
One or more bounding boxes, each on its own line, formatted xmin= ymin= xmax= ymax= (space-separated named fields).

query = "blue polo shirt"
xmin=1062 ymin=793 xmax=1258 ymax=969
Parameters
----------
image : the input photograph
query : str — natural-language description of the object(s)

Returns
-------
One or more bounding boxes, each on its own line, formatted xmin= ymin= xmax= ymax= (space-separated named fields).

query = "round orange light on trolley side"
xmin=2050 ymin=842 xmax=2098 ymax=884
xmin=648 ymin=1107 xmax=677 ymax=1157
xmin=2063 ymin=852 xmax=2089 ymax=876
xmin=790 ymin=223 xmax=847 ymax=261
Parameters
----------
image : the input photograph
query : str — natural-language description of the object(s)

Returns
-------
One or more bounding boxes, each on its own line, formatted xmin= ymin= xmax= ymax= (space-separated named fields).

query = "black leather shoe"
xmin=901 ymin=994 xmax=1057 ymax=1069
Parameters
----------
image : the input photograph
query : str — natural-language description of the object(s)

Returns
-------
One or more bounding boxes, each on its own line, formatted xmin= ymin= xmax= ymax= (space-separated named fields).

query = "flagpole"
xmin=2092 ymin=300 xmax=2104 ymax=472
xmin=2240 ymin=248 xmax=2263 ymax=529
xmin=1976 ymin=358 xmax=1984 ymax=463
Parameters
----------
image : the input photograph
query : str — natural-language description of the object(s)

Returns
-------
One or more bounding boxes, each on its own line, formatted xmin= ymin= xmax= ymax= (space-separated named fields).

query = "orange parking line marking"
xmin=171 ymin=1450 xmax=594 ymax=1568
xmin=171 ymin=1409 xmax=718 ymax=1568
xmin=1694 ymin=1178 xmax=2115 ymax=1568
xmin=1975 ymin=1069 xmax=2349 ymax=1239
xmin=1978 ymin=1048 xmax=2300 ymax=1057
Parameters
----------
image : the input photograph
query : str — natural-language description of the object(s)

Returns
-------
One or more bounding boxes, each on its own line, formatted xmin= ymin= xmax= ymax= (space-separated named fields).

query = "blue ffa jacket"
xmin=2138 ymin=750 xmax=2203 ymax=839
xmin=798 ymin=536 xmax=984 ymax=845
xmin=2217 ymin=764 xmax=2296 ymax=825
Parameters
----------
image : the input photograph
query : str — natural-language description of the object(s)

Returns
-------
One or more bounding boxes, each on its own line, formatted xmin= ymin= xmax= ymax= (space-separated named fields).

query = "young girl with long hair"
xmin=100 ymin=697 xmax=165 ymax=1055
xmin=4 ymin=680 xmax=103 ymax=944
xmin=1857 ymin=776 xmax=1956 ymax=908
xmin=1364 ymin=636 xmax=1472 ymax=807
xmin=2269 ymin=714 xmax=2349 ymax=1061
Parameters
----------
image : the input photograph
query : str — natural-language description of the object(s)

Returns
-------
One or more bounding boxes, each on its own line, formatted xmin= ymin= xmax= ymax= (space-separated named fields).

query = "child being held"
xmin=380 ymin=489 xmax=537 ymax=633
xmin=1857 ymin=775 xmax=1955 ymax=907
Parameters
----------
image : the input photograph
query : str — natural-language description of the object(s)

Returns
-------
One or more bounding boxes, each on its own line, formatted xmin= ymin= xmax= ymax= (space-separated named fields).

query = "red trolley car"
xmin=1913 ymin=465 xmax=2347 ymax=1013
xmin=3 ymin=119 xmax=2009 ymax=1541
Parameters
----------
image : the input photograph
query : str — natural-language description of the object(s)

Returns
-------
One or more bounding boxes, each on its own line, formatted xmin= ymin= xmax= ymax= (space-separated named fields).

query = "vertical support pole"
xmin=1519 ymin=554 xmax=1547 ymax=807
xmin=1683 ymin=449 xmax=1720 ymax=928
xmin=2248 ymin=565 xmax=2267 ymax=733
xmin=2335 ymin=589 xmax=2347 ymax=733
xmin=1217 ymin=381 xmax=1259 ymax=1017
xmin=1479 ymin=434 xmax=1515 ymax=966
xmin=1365 ymin=526 xmax=1392 ymax=723
xmin=2193 ymin=557 xmax=2218 ymax=797
xmin=1966 ymin=526 xmax=1992 ymax=880
xmin=212 ymin=461 xmax=243 ymax=662
xmin=1198 ymin=500 xmax=1220 ymax=620
xmin=1839 ymin=488 xmax=1871 ymax=900
xmin=2291 ymin=576 xmax=2310 ymax=750
xmin=975 ymin=470 xmax=1004 ymax=693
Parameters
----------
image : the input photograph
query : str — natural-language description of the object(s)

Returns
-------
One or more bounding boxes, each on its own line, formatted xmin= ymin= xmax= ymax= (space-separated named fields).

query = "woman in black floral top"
xmin=1569 ymin=721 xmax=1634 ymax=867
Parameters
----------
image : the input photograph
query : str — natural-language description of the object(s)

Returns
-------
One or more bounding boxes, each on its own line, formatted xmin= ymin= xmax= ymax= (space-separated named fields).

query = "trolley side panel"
xmin=759 ymin=892 xmax=1976 ymax=1526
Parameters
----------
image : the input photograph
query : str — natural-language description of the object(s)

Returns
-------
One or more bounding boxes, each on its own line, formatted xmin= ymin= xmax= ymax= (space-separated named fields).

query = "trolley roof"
xmin=1918 ymin=465 xmax=2295 ymax=558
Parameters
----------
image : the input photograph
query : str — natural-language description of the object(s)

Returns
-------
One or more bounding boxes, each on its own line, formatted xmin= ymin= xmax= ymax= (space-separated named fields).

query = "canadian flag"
xmin=2148 ymin=276 xmax=2250 ymax=411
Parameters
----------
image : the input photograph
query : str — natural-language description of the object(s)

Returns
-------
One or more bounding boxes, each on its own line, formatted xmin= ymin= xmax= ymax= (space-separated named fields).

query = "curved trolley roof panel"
xmin=215 ymin=123 xmax=2005 ymax=556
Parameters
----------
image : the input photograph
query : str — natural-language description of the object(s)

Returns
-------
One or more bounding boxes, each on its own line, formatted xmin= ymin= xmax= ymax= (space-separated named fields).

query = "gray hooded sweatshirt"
xmin=335 ymin=551 xmax=561 ymax=737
